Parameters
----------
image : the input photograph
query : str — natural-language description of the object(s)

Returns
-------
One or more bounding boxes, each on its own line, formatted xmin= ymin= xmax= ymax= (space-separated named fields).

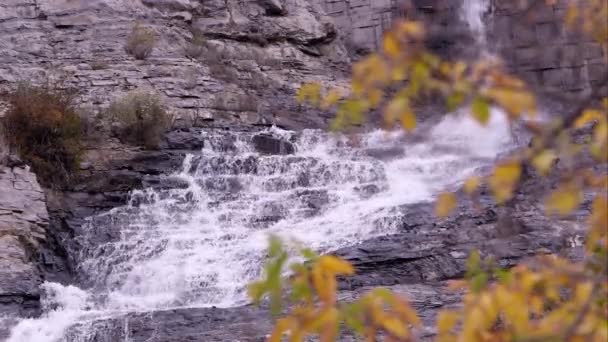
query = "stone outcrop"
xmin=0 ymin=0 xmax=349 ymax=129
xmin=0 ymin=164 xmax=49 ymax=319
xmin=315 ymin=0 xmax=473 ymax=58
xmin=489 ymin=0 xmax=608 ymax=98
xmin=316 ymin=0 xmax=608 ymax=96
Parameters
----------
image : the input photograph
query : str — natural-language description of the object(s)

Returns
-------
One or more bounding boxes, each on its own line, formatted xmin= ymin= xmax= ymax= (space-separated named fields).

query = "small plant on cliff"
xmin=125 ymin=23 xmax=157 ymax=60
xmin=2 ymin=82 xmax=82 ymax=187
xmin=184 ymin=30 xmax=206 ymax=59
xmin=108 ymin=89 xmax=172 ymax=149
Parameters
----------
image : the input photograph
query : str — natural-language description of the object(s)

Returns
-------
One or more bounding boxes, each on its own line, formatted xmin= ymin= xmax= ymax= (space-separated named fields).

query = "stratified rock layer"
xmin=0 ymin=165 xmax=48 ymax=318
xmin=0 ymin=0 xmax=350 ymax=129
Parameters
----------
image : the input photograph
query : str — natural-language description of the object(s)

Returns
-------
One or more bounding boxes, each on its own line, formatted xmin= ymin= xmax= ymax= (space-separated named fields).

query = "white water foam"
xmin=8 ymin=108 xmax=513 ymax=341
xmin=461 ymin=0 xmax=490 ymax=46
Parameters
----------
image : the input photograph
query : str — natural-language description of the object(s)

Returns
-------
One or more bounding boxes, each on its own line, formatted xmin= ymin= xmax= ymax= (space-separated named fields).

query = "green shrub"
xmin=2 ymin=82 xmax=82 ymax=187
xmin=125 ymin=23 xmax=157 ymax=60
xmin=108 ymin=90 xmax=171 ymax=149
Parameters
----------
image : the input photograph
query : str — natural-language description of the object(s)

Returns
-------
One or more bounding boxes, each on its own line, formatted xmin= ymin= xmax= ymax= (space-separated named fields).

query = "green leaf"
xmin=248 ymin=281 xmax=267 ymax=304
xmin=301 ymin=248 xmax=319 ymax=261
xmin=470 ymin=272 xmax=488 ymax=293
xmin=446 ymin=92 xmax=465 ymax=111
xmin=465 ymin=250 xmax=482 ymax=278
xmin=471 ymin=96 xmax=490 ymax=125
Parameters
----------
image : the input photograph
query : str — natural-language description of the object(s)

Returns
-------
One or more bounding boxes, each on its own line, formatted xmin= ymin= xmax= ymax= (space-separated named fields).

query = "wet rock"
xmin=252 ymin=134 xmax=295 ymax=155
xmin=364 ymin=147 xmax=404 ymax=160
xmin=258 ymin=0 xmax=285 ymax=16
xmin=163 ymin=129 xmax=206 ymax=150
xmin=0 ymin=0 xmax=350 ymax=130
xmin=354 ymin=183 xmax=382 ymax=199
xmin=293 ymin=189 xmax=329 ymax=216
xmin=65 ymin=305 xmax=274 ymax=342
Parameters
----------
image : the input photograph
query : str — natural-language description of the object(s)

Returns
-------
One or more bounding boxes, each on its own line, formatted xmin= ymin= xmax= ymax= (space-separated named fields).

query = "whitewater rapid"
xmin=7 ymin=108 xmax=514 ymax=342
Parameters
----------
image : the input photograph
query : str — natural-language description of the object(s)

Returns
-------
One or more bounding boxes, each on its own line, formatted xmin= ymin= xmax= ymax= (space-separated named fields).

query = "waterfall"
xmin=4 ymin=2 xmax=505 ymax=340
xmin=7 ymin=108 xmax=513 ymax=341
xmin=460 ymin=0 xmax=491 ymax=46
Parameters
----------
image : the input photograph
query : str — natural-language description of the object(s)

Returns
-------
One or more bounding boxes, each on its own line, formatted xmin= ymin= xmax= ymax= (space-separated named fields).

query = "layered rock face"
xmin=316 ymin=0 xmax=473 ymax=58
xmin=0 ymin=0 xmax=350 ymax=129
xmin=0 ymin=164 xmax=48 ymax=319
xmin=489 ymin=0 xmax=608 ymax=97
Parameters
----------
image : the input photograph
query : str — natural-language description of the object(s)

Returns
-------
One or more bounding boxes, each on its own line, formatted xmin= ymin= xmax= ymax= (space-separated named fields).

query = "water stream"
xmin=7 ymin=108 xmax=513 ymax=341
xmin=460 ymin=0 xmax=491 ymax=46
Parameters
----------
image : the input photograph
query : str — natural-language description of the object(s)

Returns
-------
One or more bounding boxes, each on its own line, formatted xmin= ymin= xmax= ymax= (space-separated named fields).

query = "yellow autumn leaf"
xmin=400 ymin=110 xmax=416 ymax=132
xmin=321 ymin=89 xmax=342 ymax=110
xmin=486 ymin=88 xmax=536 ymax=118
xmin=318 ymin=308 xmax=339 ymax=342
xmin=437 ymin=310 xmax=459 ymax=334
xmin=398 ymin=21 xmax=424 ymax=40
xmin=464 ymin=176 xmax=481 ymax=195
xmin=462 ymin=306 xmax=485 ymax=341
xmin=545 ymin=184 xmax=582 ymax=216
xmin=318 ymin=255 xmax=355 ymax=276
xmin=383 ymin=32 xmax=401 ymax=59
xmin=382 ymin=316 xmax=409 ymax=338
xmin=312 ymin=264 xmax=330 ymax=302
xmin=367 ymin=88 xmax=384 ymax=107
xmin=574 ymin=282 xmax=594 ymax=304
xmin=436 ymin=192 xmax=457 ymax=217
xmin=531 ymin=149 xmax=557 ymax=175
xmin=269 ymin=317 xmax=294 ymax=342
xmin=384 ymin=97 xmax=407 ymax=126
xmin=489 ymin=161 xmax=521 ymax=203
xmin=297 ymin=83 xmax=321 ymax=105
xmin=392 ymin=296 xmax=421 ymax=326
xmin=574 ymin=109 xmax=606 ymax=128
xmin=594 ymin=121 xmax=607 ymax=145
xmin=589 ymin=195 xmax=608 ymax=230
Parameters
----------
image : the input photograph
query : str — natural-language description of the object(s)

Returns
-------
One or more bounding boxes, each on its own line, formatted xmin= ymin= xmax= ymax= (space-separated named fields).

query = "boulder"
xmin=258 ymin=0 xmax=285 ymax=16
xmin=252 ymin=133 xmax=295 ymax=155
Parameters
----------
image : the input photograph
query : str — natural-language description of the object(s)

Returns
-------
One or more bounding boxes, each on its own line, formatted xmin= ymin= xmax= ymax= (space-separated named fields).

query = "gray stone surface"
xmin=489 ymin=0 xmax=608 ymax=97
xmin=0 ymin=165 xmax=49 ymax=318
xmin=0 ymin=0 xmax=350 ymax=130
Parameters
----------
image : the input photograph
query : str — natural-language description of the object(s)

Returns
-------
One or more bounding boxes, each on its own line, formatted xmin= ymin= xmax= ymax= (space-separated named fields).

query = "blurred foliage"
xmin=253 ymin=0 xmax=608 ymax=341
xmin=2 ymin=82 xmax=82 ymax=187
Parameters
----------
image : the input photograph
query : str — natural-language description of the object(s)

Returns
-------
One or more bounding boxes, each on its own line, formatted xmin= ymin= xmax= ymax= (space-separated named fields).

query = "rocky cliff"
xmin=0 ymin=163 xmax=49 ymax=319
xmin=0 ymin=0 xmax=351 ymax=129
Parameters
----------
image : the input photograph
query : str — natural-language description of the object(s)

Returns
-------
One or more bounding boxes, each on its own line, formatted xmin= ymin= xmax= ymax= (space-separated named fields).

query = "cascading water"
xmin=7 ymin=109 xmax=513 ymax=341
xmin=6 ymin=2 xmax=505 ymax=341
xmin=460 ymin=0 xmax=491 ymax=46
